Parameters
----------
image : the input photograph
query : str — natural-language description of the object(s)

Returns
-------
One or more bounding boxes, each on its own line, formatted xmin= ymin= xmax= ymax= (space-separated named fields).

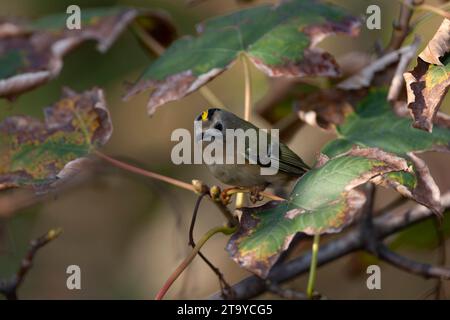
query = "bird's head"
xmin=194 ymin=108 xmax=243 ymax=143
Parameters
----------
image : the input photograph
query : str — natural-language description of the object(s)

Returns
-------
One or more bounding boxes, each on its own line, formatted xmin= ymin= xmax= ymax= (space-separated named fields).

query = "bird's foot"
xmin=220 ymin=187 xmax=244 ymax=205
xmin=220 ymin=186 xmax=267 ymax=205
xmin=249 ymin=185 xmax=266 ymax=203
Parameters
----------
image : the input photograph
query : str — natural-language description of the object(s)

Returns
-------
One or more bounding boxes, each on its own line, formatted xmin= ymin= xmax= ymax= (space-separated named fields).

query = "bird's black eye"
xmin=214 ymin=122 xmax=223 ymax=131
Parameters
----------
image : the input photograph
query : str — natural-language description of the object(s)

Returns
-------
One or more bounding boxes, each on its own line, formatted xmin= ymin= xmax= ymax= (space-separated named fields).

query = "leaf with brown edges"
xmin=0 ymin=7 xmax=175 ymax=99
xmin=0 ymin=87 xmax=112 ymax=191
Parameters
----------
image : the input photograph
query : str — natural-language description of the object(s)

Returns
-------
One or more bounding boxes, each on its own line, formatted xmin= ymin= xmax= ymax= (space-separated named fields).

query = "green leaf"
xmin=0 ymin=7 xmax=175 ymax=98
xmin=227 ymin=148 xmax=409 ymax=277
xmin=322 ymin=89 xmax=450 ymax=157
xmin=321 ymin=89 xmax=450 ymax=214
xmin=124 ymin=0 xmax=360 ymax=114
xmin=0 ymin=88 xmax=112 ymax=190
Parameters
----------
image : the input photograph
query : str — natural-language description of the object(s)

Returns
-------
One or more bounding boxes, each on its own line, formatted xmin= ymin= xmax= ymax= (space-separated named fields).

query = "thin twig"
xmin=377 ymin=243 xmax=450 ymax=279
xmin=386 ymin=0 xmax=415 ymax=52
xmin=155 ymin=224 xmax=237 ymax=300
xmin=411 ymin=2 xmax=450 ymax=30
xmin=387 ymin=36 xmax=421 ymax=101
xmin=96 ymin=153 xmax=239 ymax=226
xmin=393 ymin=0 xmax=450 ymax=19
xmin=434 ymin=218 xmax=447 ymax=299
xmin=188 ymin=194 xmax=234 ymax=298
xmin=0 ymin=228 xmax=62 ymax=300
xmin=95 ymin=151 xmax=195 ymax=192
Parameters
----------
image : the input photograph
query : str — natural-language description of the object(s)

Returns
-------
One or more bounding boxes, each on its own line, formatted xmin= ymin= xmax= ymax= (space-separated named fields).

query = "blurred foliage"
xmin=390 ymin=211 xmax=450 ymax=250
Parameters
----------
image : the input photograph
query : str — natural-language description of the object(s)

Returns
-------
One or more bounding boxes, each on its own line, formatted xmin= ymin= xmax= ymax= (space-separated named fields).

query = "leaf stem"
xmin=306 ymin=233 xmax=320 ymax=299
xmin=155 ymin=224 xmax=237 ymax=300
xmin=412 ymin=2 xmax=450 ymax=31
xmin=240 ymin=53 xmax=252 ymax=122
xmin=131 ymin=21 xmax=225 ymax=108
xmin=95 ymin=152 xmax=241 ymax=225
xmin=394 ymin=0 xmax=450 ymax=19
xmin=199 ymin=86 xmax=225 ymax=108
xmin=94 ymin=150 xmax=195 ymax=192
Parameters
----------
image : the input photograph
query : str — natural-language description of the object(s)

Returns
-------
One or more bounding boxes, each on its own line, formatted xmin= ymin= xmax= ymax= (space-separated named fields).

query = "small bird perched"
xmin=194 ymin=108 xmax=309 ymax=194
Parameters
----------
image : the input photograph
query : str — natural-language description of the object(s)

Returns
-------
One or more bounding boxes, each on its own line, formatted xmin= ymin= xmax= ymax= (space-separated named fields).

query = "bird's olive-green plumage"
xmin=195 ymin=108 xmax=309 ymax=189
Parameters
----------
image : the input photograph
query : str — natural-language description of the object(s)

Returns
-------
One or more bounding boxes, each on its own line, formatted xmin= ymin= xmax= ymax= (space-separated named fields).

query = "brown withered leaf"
xmin=403 ymin=19 xmax=450 ymax=132
xmin=295 ymin=88 xmax=364 ymax=131
xmin=0 ymin=7 xmax=175 ymax=99
xmin=419 ymin=19 xmax=450 ymax=66
xmin=0 ymin=87 xmax=112 ymax=191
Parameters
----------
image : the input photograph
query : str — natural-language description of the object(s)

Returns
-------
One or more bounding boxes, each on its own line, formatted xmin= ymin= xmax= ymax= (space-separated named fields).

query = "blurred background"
xmin=0 ymin=0 xmax=449 ymax=299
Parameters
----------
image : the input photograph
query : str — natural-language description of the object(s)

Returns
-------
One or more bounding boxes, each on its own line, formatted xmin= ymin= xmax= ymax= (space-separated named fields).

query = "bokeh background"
xmin=0 ymin=0 xmax=449 ymax=299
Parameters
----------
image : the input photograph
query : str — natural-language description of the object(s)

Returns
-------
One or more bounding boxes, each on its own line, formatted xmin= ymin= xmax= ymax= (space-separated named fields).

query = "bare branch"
xmin=377 ymin=243 xmax=450 ymax=279
xmin=0 ymin=228 xmax=62 ymax=300
xmin=386 ymin=0 xmax=415 ymax=52
xmin=387 ymin=36 xmax=420 ymax=101
xmin=189 ymin=193 xmax=234 ymax=298
xmin=266 ymin=281 xmax=308 ymax=300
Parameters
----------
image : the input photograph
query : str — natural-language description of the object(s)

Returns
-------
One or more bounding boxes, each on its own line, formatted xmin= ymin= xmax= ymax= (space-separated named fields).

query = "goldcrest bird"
xmin=194 ymin=108 xmax=309 ymax=192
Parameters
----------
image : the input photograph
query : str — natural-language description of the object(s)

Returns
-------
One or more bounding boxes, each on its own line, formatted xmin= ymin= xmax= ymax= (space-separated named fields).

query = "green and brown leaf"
xmin=0 ymin=7 xmax=175 ymax=98
xmin=227 ymin=147 xmax=409 ymax=278
xmin=320 ymin=89 xmax=450 ymax=214
xmin=404 ymin=19 xmax=450 ymax=132
xmin=0 ymin=87 xmax=112 ymax=190
xmin=124 ymin=0 xmax=360 ymax=115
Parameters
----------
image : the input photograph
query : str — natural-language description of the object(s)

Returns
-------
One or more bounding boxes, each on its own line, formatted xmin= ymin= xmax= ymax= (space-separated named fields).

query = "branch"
xmin=0 ymin=228 xmax=62 ymax=300
xmin=156 ymin=224 xmax=237 ymax=300
xmin=376 ymin=243 xmax=450 ymax=279
xmin=385 ymin=0 xmax=415 ymax=52
xmin=387 ymin=36 xmax=420 ymax=101
xmin=188 ymin=193 xmax=234 ymax=298
xmin=210 ymin=191 xmax=450 ymax=299
xmin=267 ymin=281 xmax=308 ymax=300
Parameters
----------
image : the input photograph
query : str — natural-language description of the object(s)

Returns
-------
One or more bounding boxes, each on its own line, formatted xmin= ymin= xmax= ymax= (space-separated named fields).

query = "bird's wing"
xmin=276 ymin=143 xmax=310 ymax=176
xmin=240 ymin=139 xmax=310 ymax=177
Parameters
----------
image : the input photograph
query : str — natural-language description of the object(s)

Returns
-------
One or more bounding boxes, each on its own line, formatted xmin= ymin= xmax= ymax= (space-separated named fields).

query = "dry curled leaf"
xmin=0 ymin=87 xmax=112 ymax=191
xmin=419 ymin=19 xmax=450 ymax=66
xmin=0 ymin=7 xmax=175 ymax=99
xmin=403 ymin=19 xmax=450 ymax=132
xmin=295 ymin=88 xmax=364 ymax=131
